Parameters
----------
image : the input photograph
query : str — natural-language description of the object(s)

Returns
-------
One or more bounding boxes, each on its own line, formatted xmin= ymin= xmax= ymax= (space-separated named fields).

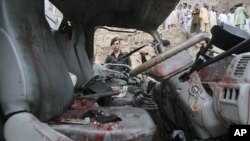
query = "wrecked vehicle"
xmin=1 ymin=0 xmax=250 ymax=141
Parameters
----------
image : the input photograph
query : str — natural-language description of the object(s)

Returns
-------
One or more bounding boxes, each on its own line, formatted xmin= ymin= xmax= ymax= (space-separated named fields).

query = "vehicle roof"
xmin=50 ymin=0 xmax=179 ymax=32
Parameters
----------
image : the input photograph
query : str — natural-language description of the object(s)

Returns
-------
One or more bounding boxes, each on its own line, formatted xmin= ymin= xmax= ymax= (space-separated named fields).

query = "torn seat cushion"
xmin=49 ymin=99 xmax=156 ymax=141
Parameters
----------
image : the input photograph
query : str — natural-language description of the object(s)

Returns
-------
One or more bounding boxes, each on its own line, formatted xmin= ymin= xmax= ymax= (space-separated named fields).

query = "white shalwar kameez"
xmin=228 ymin=13 xmax=235 ymax=26
xmin=218 ymin=13 xmax=229 ymax=24
xmin=180 ymin=8 xmax=188 ymax=29
xmin=209 ymin=11 xmax=217 ymax=28
xmin=245 ymin=18 xmax=250 ymax=32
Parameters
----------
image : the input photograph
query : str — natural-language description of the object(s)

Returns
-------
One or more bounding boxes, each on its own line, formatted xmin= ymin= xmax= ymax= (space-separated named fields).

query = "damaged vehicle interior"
xmin=1 ymin=0 xmax=250 ymax=141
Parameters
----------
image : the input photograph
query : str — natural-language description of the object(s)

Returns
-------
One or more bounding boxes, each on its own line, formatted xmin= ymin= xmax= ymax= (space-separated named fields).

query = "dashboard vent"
xmin=234 ymin=55 xmax=250 ymax=77
xmin=223 ymin=88 xmax=240 ymax=101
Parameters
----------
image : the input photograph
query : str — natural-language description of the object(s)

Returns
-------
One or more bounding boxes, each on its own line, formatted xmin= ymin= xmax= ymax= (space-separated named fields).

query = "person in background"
xmin=177 ymin=4 xmax=183 ymax=28
xmin=180 ymin=3 xmax=188 ymax=30
xmin=218 ymin=9 xmax=229 ymax=25
xmin=191 ymin=4 xmax=200 ymax=33
xmin=228 ymin=8 xmax=235 ymax=27
xmin=235 ymin=3 xmax=247 ymax=30
xmin=245 ymin=15 xmax=250 ymax=32
xmin=199 ymin=3 xmax=210 ymax=33
xmin=165 ymin=6 xmax=179 ymax=30
xmin=171 ymin=6 xmax=180 ymax=28
xmin=105 ymin=37 xmax=131 ymax=72
xmin=186 ymin=5 xmax=193 ymax=33
xmin=231 ymin=4 xmax=238 ymax=13
xmin=209 ymin=6 xmax=218 ymax=29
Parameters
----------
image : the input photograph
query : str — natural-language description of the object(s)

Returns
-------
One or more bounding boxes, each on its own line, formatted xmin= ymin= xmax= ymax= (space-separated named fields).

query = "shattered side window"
xmin=44 ymin=0 xmax=63 ymax=31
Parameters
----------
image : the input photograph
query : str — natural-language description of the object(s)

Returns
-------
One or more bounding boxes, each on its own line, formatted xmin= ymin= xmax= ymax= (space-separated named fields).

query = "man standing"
xmin=199 ymin=3 xmax=210 ymax=33
xmin=218 ymin=9 xmax=229 ymax=25
xmin=180 ymin=3 xmax=188 ymax=30
xmin=191 ymin=4 xmax=200 ymax=33
xmin=177 ymin=4 xmax=183 ymax=28
xmin=209 ymin=6 xmax=218 ymax=29
xmin=245 ymin=15 xmax=250 ymax=32
xmin=186 ymin=5 xmax=193 ymax=33
xmin=228 ymin=8 xmax=235 ymax=27
xmin=105 ymin=37 xmax=131 ymax=72
xmin=235 ymin=3 xmax=247 ymax=30
xmin=170 ymin=6 xmax=179 ymax=28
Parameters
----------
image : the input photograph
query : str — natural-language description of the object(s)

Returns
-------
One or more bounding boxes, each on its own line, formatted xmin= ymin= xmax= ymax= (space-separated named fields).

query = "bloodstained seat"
xmin=53 ymin=18 xmax=156 ymax=141
xmin=49 ymin=99 xmax=156 ymax=141
xmin=0 ymin=0 xmax=155 ymax=140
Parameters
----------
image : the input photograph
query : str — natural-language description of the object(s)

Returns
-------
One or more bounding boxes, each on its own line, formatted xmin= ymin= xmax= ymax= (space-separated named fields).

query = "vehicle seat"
xmin=0 ymin=0 xmax=156 ymax=140
xmin=50 ymin=99 xmax=156 ymax=141
xmin=54 ymin=29 xmax=94 ymax=88
xmin=50 ymin=5 xmax=156 ymax=141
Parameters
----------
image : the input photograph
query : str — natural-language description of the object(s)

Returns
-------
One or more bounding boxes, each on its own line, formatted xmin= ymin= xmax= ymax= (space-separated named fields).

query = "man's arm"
xmin=192 ymin=9 xmax=197 ymax=15
xmin=199 ymin=8 xmax=203 ymax=19
xmin=105 ymin=55 xmax=111 ymax=63
xmin=126 ymin=57 xmax=132 ymax=67
xmin=121 ymin=52 xmax=131 ymax=67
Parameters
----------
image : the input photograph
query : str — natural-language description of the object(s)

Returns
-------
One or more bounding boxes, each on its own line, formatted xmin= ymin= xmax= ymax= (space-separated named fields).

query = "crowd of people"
xmin=164 ymin=3 xmax=250 ymax=33
xmin=104 ymin=3 xmax=249 ymax=71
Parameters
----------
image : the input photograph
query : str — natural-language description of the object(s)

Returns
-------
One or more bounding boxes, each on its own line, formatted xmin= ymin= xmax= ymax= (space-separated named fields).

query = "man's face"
xmin=112 ymin=40 xmax=121 ymax=52
xmin=178 ymin=5 xmax=182 ymax=9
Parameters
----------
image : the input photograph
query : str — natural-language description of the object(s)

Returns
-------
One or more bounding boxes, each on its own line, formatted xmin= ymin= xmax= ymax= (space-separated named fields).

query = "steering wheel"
xmin=100 ymin=63 xmax=131 ymax=79
xmin=103 ymin=63 xmax=132 ymax=70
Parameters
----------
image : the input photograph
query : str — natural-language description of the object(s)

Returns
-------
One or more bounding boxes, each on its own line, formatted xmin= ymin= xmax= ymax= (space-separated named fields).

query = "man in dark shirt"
xmin=105 ymin=37 xmax=131 ymax=72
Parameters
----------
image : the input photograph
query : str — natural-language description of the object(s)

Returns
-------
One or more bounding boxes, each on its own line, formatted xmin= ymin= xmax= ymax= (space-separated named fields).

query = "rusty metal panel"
xmin=147 ymin=51 xmax=193 ymax=81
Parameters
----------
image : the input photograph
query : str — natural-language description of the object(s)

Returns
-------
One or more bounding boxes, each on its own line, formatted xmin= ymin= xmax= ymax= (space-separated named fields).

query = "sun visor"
xmin=50 ymin=0 xmax=179 ymax=32
xmin=210 ymin=24 xmax=250 ymax=53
